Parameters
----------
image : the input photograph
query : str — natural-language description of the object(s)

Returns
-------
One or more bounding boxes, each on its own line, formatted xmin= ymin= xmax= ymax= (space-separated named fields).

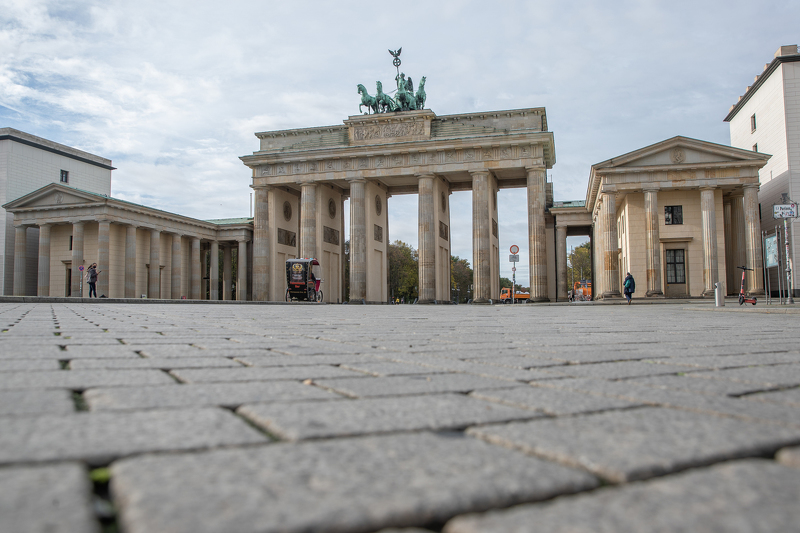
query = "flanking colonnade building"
xmin=3 ymin=108 xmax=772 ymax=302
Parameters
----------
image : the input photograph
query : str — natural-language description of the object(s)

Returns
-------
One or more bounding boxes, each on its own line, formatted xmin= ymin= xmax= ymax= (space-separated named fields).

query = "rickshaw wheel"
xmin=316 ymin=290 xmax=323 ymax=303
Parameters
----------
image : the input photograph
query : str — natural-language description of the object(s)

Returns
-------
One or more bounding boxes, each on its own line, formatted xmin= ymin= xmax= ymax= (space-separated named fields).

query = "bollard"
xmin=715 ymin=282 xmax=725 ymax=307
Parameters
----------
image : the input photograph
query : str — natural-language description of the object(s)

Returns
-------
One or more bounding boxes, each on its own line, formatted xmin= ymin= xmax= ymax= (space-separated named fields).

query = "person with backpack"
xmin=623 ymin=272 xmax=635 ymax=304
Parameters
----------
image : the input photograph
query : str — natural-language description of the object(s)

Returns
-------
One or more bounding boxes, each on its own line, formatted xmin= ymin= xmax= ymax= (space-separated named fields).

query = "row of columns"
xmin=592 ymin=184 xmax=764 ymax=299
xmin=13 ymin=221 xmax=249 ymax=299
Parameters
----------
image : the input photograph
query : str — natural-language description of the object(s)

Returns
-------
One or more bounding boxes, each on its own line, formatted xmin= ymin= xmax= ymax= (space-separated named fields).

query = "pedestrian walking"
xmin=623 ymin=272 xmax=635 ymax=304
xmin=87 ymin=263 xmax=101 ymax=298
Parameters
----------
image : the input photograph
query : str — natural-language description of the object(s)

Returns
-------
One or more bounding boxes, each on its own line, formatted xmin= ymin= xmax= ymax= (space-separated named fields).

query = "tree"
xmin=388 ymin=240 xmax=418 ymax=301
xmin=451 ymin=255 xmax=472 ymax=303
xmin=568 ymin=241 xmax=592 ymax=289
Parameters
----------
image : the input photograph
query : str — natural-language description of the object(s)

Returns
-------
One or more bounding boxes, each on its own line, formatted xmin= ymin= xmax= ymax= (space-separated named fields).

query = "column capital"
xmin=700 ymin=185 xmax=717 ymax=192
xmin=469 ymin=170 xmax=491 ymax=178
xmin=642 ymin=185 xmax=660 ymax=192
xmin=236 ymin=237 xmax=251 ymax=243
xmin=251 ymin=184 xmax=272 ymax=191
xmin=415 ymin=173 xmax=435 ymax=180
xmin=599 ymin=186 xmax=617 ymax=196
xmin=37 ymin=222 xmax=52 ymax=229
xmin=346 ymin=177 xmax=367 ymax=184
xmin=14 ymin=223 xmax=30 ymax=229
xmin=742 ymin=183 xmax=760 ymax=191
xmin=524 ymin=166 xmax=546 ymax=173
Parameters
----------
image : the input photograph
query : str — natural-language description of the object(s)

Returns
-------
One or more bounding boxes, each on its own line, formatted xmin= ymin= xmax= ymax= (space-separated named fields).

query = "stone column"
xmin=471 ymin=171 xmax=491 ymax=303
xmin=601 ymin=191 xmax=620 ymax=298
xmin=730 ymin=193 xmax=746 ymax=276
xmin=237 ymin=239 xmax=248 ymax=301
xmin=527 ymin=168 xmax=549 ymax=301
xmin=594 ymin=200 xmax=604 ymax=297
xmin=252 ymin=186 xmax=270 ymax=301
xmin=13 ymin=225 xmax=27 ymax=296
xmin=643 ymin=187 xmax=663 ymax=296
xmin=191 ymin=237 xmax=201 ymax=299
xmin=743 ymin=184 xmax=765 ymax=295
xmin=700 ymin=187 xmax=718 ymax=297
xmin=71 ymin=222 xmax=84 ymax=297
xmin=37 ymin=224 xmax=51 ymax=297
xmin=149 ymin=229 xmax=161 ymax=299
xmin=348 ymin=179 xmax=366 ymax=302
xmin=171 ymin=234 xmax=182 ymax=299
xmin=222 ymin=244 xmax=232 ymax=300
xmin=417 ymin=174 xmax=436 ymax=303
xmin=556 ymin=224 xmax=568 ymax=300
xmin=724 ymin=199 xmax=734 ymax=294
xmin=201 ymin=244 xmax=208 ymax=299
xmin=125 ymin=225 xmax=137 ymax=298
xmin=300 ymin=183 xmax=317 ymax=259
xmin=209 ymin=240 xmax=219 ymax=300
xmin=97 ymin=220 xmax=110 ymax=298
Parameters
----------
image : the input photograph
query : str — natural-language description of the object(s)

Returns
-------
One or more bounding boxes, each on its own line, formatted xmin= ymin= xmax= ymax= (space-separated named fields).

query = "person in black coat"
xmin=623 ymin=272 xmax=635 ymax=304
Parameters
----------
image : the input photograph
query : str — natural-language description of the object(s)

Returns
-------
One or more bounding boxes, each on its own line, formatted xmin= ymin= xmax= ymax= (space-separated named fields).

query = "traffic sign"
xmin=510 ymin=245 xmax=519 ymax=254
xmin=512 ymin=267 xmax=516 ymax=272
xmin=78 ymin=266 xmax=84 ymax=271
xmin=774 ymin=204 xmax=797 ymax=219
xmin=509 ymin=254 xmax=519 ymax=262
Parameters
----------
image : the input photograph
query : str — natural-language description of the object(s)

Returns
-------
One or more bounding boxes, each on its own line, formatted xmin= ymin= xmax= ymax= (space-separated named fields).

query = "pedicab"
xmin=285 ymin=258 xmax=323 ymax=302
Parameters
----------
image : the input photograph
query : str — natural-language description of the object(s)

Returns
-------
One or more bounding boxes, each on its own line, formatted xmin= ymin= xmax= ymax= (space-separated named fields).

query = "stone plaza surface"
xmin=0 ymin=301 xmax=799 ymax=532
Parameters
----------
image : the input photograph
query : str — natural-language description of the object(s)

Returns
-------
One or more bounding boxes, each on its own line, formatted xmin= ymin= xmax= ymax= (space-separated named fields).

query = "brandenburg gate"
xmin=240 ymin=107 xmax=557 ymax=303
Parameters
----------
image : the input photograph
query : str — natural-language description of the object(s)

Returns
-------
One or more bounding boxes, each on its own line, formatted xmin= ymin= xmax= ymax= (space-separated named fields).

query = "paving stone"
xmin=0 ymin=359 xmax=61 ymax=371
xmin=0 ymin=343 xmax=65 ymax=358
xmin=110 ymin=432 xmax=598 ymax=533
xmin=0 ymin=407 xmax=268 ymax=465
xmin=776 ymin=446 xmax=800 ymax=468
xmin=313 ymin=373 xmax=521 ymax=398
xmin=747 ymin=386 xmax=800 ymax=407
xmin=460 ymin=355 xmax=568 ymax=368
xmin=684 ymin=364 xmax=800 ymax=389
xmin=171 ymin=365 xmax=363 ymax=383
xmin=443 ymin=459 xmax=800 ymax=533
xmin=378 ymin=354 xmax=567 ymax=381
xmin=0 ymin=369 xmax=175 ymax=390
xmin=61 ymin=345 xmax=144 ymax=358
xmin=238 ymin=393 xmax=539 ymax=440
xmin=85 ymin=381 xmax=340 ymax=411
xmin=0 ymin=462 xmax=100 ymax=533
xmin=469 ymin=385 xmax=643 ymax=415
xmin=646 ymin=353 xmax=800 ymax=370
xmin=551 ymin=361 xmax=702 ymax=380
xmin=626 ymin=374 xmax=788 ymax=396
xmin=466 ymin=406 xmax=800 ymax=482
xmin=339 ymin=361 xmax=453 ymax=376
xmin=234 ymin=353 xmax=386 ymax=367
xmin=0 ymin=389 xmax=75 ymax=416
xmin=70 ymin=356 xmax=244 ymax=370
xmin=530 ymin=377 xmax=800 ymax=426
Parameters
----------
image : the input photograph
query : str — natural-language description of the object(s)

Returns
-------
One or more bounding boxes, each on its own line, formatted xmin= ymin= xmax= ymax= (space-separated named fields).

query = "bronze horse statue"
xmin=394 ymin=74 xmax=417 ymax=111
xmin=357 ymin=84 xmax=378 ymax=114
xmin=415 ymin=76 xmax=426 ymax=110
xmin=375 ymin=81 xmax=397 ymax=113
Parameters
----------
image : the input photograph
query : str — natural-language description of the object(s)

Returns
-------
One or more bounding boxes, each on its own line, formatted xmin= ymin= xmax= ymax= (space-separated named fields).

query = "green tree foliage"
xmin=388 ymin=241 xmax=418 ymax=301
xmin=450 ymin=255 xmax=472 ymax=303
xmin=567 ymin=241 xmax=592 ymax=288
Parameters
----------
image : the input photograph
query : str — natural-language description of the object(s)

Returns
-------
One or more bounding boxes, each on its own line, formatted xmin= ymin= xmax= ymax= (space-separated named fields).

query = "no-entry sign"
xmin=510 ymin=245 xmax=519 ymax=254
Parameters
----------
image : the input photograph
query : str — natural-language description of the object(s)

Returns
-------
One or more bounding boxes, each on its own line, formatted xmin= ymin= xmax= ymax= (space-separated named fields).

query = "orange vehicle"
xmin=571 ymin=280 xmax=592 ymax=301
xmin=500 ymin=287 xmax=530 ymax=303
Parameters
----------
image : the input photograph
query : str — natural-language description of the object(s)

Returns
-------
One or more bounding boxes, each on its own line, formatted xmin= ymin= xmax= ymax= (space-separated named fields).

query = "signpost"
xmin=78 ymin=265 xmax=84 ymax=298
xmin=774 ymin=203 xmax=797 ymax=303
xmin=509 ymin=245 xmax=519 ymax=302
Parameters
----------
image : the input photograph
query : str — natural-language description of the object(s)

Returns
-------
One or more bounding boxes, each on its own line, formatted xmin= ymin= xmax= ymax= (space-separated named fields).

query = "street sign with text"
xmin=509 ymin=254 xmax=519 ymax=262
xmin=773 ymin=204 xmax=797 ymax=219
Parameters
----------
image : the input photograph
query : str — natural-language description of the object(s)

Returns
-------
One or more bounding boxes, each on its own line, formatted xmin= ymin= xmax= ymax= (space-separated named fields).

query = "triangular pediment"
xmin=3 ymin=183 xmax=107 ymax=210
xmin=595 ymin=136 xmax=771 ymax=170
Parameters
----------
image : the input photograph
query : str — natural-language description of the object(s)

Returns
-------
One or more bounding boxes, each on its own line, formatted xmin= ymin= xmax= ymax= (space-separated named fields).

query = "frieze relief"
xmin=353 ymin=121 xmax=425 ymax=141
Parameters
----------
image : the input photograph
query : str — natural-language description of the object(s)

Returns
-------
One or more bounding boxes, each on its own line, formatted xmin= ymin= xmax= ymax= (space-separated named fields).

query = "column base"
xmin=702 ymin=290 xmax=716 ymax=298
xmin=645 ymin=290 xmax=663 ymax=297
xmin=471 ymin=298 xmax=491 ymax=304
xmin=602 ymin=291 xmax=621 ymax=299
xmin=527 ymin=297 xmax=550 ymax=303
xmin=417 ymin=299 xmax=436 ymax=304
xmin=746 ymin=289 xmax=766 ymax=297
xmin=348 ymin=299 xmax=366 ymax=304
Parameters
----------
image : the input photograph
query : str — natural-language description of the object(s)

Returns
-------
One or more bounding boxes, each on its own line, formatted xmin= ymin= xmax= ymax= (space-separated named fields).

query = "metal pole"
xmin=786 ymin=218 xmax=794 ymax=303
xmin=778 ymin=227 xmax=784 ymax=304
xmin=763 ymin=231 xmax=769 ymax=304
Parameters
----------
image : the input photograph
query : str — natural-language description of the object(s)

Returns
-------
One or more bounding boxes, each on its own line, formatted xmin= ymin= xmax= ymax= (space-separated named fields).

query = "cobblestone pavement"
xmin=1 ymin=301 xmax=799 ymax=533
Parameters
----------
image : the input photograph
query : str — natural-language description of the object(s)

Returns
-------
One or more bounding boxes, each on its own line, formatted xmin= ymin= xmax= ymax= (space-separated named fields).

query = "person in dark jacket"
xmin=623 ymin=272 xmax=635 ymax=304
xmin=86 ymin=263 xmax=101 ymax=298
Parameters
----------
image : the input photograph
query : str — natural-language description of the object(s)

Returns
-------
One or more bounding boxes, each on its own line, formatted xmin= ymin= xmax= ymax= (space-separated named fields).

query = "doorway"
xmin=664 ymin=248 xmax=687 ymax=297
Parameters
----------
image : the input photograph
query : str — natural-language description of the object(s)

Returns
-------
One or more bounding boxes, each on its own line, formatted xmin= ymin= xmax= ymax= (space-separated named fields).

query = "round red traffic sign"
xmin=510 ymin=245 xmax=519 ymax=254
xmin=512 ymin=267 xmax=516 ymax=272
xmin=78 ymin=266 xmax=84 ymax=271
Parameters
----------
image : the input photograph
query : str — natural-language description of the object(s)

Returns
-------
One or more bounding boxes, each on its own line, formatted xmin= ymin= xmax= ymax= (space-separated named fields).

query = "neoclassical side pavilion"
xmin=587 ymin=137 xmax=770 ymax=299
xmin=3 ymin=184 xmax=252 ymax=299
xmin=240 ymin=108 xmax=557 ymax=303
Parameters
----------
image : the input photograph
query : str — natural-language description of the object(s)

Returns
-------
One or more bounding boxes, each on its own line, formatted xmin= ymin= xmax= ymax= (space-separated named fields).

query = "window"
xmin=60 ymin=170 xmax=69 ymax=183
xmin=666 ymin=249 xmax=686 ymax=284
xmin=665 ymin=205 xmax=683 ymax=225
xmin=69 ymin=236 xmax=73 ymax=250
xmin=751 ymin=114 xmax=757 ymax=132
xmin=753 ymin=144 xmax=758 ymax=152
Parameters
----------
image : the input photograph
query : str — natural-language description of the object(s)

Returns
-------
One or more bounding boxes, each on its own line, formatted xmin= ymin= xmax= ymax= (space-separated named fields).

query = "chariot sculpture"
xmin=357 ymin=48 xmax=427 ymax=114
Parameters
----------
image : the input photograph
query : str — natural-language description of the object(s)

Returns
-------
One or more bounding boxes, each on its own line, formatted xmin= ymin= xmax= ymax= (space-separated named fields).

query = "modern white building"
xmin=726 ymin=44 xmax=800 ymax=295
xmin=0 ymin=129 xmax=113 ymax=294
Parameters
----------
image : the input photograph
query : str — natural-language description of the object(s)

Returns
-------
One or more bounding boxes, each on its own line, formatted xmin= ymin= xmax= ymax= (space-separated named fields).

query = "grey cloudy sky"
xmin=2 ymin=0 xmax=798 ymax=283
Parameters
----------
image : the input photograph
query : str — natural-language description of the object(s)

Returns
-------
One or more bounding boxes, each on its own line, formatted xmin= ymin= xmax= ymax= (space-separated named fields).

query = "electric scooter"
xmin=737 ymin=266 xmax=757 ymax=306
